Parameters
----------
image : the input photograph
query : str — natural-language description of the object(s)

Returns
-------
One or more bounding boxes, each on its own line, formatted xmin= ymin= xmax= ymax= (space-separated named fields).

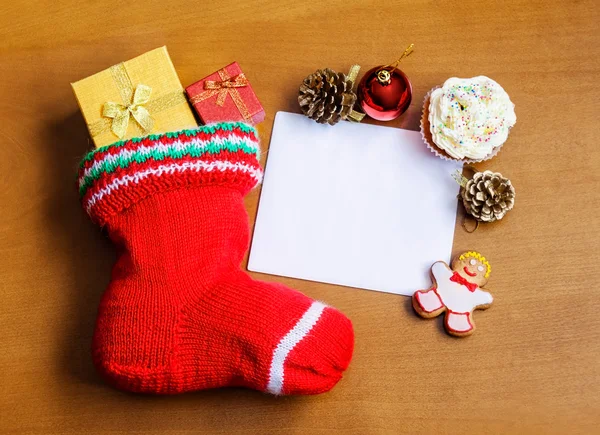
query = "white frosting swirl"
xmin=428 ymin=76 xmax=516 ymax=160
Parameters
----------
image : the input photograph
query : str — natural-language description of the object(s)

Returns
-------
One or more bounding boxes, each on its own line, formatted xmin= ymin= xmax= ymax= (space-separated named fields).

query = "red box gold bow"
xmin=186 ymin=62 xmax=265 ymax=125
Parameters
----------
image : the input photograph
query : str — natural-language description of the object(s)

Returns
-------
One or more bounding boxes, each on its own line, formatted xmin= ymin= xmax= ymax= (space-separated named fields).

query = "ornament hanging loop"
xmin=462 ymin=215 xmax=480 ymax=233
xmin=376 ymin=43 xmax=415 ymax=85
xmin=388 ymin=43 xmax=415 ymax=69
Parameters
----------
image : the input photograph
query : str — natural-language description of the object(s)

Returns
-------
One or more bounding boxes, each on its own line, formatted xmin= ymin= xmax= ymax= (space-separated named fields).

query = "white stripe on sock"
xmin=266 ymin=301 xmax=327 ymax=395
xmin=85 ymin=160 xmax=263 ymax=214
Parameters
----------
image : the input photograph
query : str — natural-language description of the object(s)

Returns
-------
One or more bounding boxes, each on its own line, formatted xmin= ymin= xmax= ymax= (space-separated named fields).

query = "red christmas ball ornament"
xmin=357 ymin=67 xmax=412 ymax=121
xmin=357 ymin=44 xmax=415 ymax=121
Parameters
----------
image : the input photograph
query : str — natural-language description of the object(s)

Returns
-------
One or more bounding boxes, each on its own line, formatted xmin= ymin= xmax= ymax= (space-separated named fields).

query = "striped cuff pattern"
xmin=77 ymin=122 xmax=262 ymax=225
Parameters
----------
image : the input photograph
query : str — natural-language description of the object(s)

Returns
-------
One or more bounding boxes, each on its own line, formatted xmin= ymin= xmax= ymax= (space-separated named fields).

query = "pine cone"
xmin=461 ymin=170 xmax=515 ymax=222
xmin=298 ymin=68 xmax=358 ymax=125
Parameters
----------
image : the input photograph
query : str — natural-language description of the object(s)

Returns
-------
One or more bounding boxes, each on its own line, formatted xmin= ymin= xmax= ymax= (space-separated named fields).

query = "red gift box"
xmin=186 ymin=62 xmax=265 ymax=125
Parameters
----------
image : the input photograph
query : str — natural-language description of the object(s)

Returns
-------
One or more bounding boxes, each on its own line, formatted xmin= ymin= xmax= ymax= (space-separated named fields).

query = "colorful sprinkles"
xmin=428 ymin=76 xmax=516 ymax=160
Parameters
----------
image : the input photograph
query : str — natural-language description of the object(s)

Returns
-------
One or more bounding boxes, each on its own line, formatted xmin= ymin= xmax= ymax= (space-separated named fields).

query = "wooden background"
xmin=1 ymin=0 xmax=599 ymax=433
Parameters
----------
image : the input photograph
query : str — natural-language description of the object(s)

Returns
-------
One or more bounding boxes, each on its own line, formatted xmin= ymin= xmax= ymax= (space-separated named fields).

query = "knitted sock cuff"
xmin=78 ymin=122 xmax=262 ymax=225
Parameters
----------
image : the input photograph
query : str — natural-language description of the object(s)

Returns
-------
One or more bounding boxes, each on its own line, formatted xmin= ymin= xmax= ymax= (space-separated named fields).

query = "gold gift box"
xmin=72 ymin=46 xmax=197 ymax=148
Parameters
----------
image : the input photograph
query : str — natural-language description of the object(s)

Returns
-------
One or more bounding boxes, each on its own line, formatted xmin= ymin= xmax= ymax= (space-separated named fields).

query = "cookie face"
xmin=452 ymin=255 xmax=489 ymax=287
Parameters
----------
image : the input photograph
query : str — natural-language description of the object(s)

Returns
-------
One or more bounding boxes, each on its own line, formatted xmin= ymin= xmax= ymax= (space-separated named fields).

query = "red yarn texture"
xmin=83 ymin=126 xmax=354 ymax=395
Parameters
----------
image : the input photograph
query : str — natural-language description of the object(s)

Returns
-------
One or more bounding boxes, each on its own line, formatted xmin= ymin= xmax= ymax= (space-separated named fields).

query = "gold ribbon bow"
xmin=102 ymin=84 xmax=154 ymax=139
xmin=87 ymin=61 xmax=188 ymax=142
xmin=189 ymin=69 xmax=253 ymax=121
xmin=203 ymin=73 xmax=249 ymax=106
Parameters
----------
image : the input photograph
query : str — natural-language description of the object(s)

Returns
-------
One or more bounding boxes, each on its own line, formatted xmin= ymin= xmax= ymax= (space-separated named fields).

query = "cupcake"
xmin=421 ymin=76 xmax=516 ymax=162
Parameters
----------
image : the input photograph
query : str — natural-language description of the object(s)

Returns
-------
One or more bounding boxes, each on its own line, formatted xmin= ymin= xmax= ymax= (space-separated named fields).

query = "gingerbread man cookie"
xmin=412 ymin=251 xmax=493 ymax=337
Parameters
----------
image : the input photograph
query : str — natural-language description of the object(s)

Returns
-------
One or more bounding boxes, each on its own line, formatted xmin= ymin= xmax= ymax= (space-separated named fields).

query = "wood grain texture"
xmin=1 ymin=0 xmax=599 ymax=433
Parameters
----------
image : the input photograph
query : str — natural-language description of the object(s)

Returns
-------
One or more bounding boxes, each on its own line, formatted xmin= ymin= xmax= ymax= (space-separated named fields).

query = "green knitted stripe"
xmin=80 ymin=122 xmax=257 ymax=167
xmin=79 ymin=138 xmax=259 ymax=196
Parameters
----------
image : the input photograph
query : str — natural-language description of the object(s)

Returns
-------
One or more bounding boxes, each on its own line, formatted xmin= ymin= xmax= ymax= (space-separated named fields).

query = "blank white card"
xmin=248 ymin=112 xmax=462 ymax=296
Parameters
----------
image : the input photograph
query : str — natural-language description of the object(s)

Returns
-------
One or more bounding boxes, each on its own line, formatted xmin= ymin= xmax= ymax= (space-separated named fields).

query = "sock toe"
xmin=269 ymin=303 xmax=354 ymax=395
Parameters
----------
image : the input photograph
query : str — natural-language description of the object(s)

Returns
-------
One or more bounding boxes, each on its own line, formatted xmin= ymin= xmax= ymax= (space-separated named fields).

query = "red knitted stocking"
xmin=78 ymin=123 xmax=354 ymax=395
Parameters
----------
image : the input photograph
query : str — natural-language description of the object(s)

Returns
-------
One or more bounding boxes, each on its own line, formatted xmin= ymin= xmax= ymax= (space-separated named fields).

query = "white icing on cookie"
xmin=431 ymin=262 xmax=493 ymax=313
